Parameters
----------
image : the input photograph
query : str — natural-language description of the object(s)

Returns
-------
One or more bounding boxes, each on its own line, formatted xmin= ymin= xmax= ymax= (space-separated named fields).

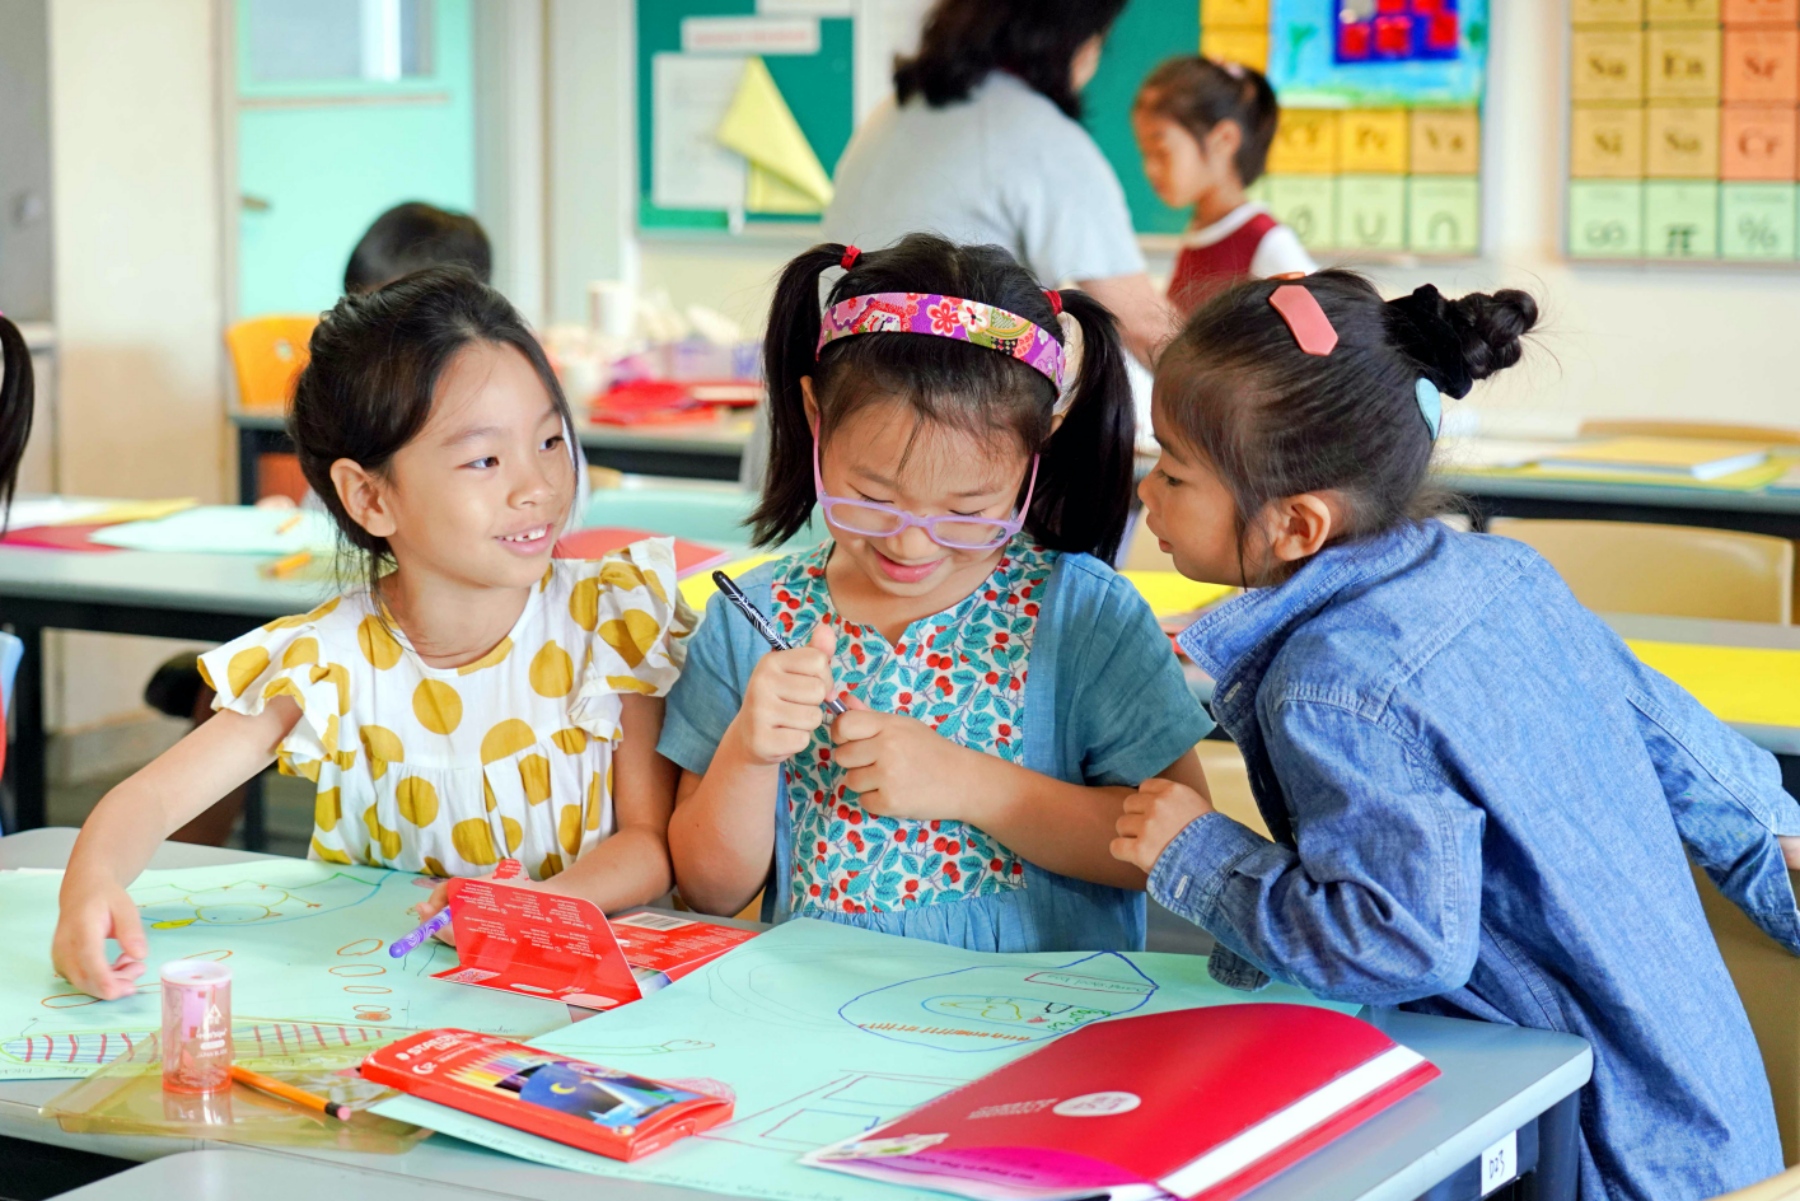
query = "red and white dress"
xmin=1167 ymin=202 xmax=1316 ymax=315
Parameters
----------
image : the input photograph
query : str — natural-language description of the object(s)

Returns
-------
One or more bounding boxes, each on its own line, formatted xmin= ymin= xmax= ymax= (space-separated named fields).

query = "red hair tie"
xmin=1044 ymin=289 xmax=1063 ymax=316
xmin=840 ymin=246 xmax=862 ymax=271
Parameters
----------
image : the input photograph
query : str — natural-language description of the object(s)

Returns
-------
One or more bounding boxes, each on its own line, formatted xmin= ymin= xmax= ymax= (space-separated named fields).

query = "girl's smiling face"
xmin=338 ymin=339 xmax=576 ymax=593
xmin=807 ymin=386 xmax=1035 ymax=609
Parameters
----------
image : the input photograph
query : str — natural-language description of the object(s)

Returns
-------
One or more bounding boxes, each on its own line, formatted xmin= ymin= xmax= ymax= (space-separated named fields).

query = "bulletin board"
xmin=1567 ymin=0 xmax=1800 ymax=262
xmin=635 ymin=0 xmax=856 ymax=234
xmin=1087 ymin=0 xmax=1491 ymax=258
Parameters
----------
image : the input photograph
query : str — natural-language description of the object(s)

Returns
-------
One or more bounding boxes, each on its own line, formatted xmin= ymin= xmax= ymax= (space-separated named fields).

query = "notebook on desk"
xmin=1535 ymin=438 xmax=1770 ymax=482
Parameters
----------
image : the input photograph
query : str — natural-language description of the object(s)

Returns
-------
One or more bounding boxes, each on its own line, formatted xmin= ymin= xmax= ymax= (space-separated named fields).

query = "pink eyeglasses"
xmin=812 ymin=440 xmax=1037 ymax=552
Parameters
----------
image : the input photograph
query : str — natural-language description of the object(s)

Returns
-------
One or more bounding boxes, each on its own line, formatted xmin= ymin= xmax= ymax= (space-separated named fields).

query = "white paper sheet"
xmin=652 ymin=53 xmax=750 ymax=212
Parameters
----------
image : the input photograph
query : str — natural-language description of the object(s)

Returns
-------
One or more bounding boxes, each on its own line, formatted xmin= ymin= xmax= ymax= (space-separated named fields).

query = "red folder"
xmin=431 ymin=880 xmax=756 ymax=1011
xmin=553 ymin=527 xmax=731 ymax=580
xmin=361 ymin=1028 xmax=733 ymax=1161
xmin=806 ymin=1005 xmax=1439 ymax=1201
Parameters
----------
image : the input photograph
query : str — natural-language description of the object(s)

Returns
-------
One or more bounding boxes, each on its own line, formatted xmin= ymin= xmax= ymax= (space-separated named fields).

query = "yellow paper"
xmin=71 ymin=497 xmax=200 ymax=525
xmin=679 ymin=553 xmax=781 ymax=613
xmin=746 ymin=164 xmax=822 ymax=215
xmin=1122 ymin=571 xmax=1236 ymax=619
xmin=1450 ymin=459 xmax=1791 ymax=492
xmin=1627 ymin=640 xmax=1800 ymax=729
xmin=716 ymin=57 xmax=834 ymax=210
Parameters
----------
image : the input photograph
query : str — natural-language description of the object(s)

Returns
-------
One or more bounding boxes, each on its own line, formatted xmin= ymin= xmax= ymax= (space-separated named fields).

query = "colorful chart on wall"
xmin=0 ymin=861 xmax=570 ymax=1080
xmin=375 ymin=918 xmax=1356 ymax=1201
xmin=1567 ymin=0 xmax=1800 ymax=262
xmin=1086 ymin=0 xmax=1489 ymax=256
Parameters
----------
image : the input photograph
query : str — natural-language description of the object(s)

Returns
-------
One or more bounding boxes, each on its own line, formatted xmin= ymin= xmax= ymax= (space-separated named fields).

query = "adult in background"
xmin=0 ymin=315 xmax=37 ymax=782
xmin=824 ymin=0 xmax=1177 ymax=368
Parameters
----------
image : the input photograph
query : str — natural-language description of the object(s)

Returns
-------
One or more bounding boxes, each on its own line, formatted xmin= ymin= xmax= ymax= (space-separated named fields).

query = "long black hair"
xmin=0 ymin=316 xmax=36 ymax=529
xmin=1136 ymin=56 xmax=1280 ymax=186
xmin=894 ymin=0 xmax=1127 ymax=120
xmin=751 ymin=233 xmax=1135 ymax=562
xmin=1157 ymin=270 xmax=1537 ymax=575
xmin=290 ymin=267 xmax=575 ymax=593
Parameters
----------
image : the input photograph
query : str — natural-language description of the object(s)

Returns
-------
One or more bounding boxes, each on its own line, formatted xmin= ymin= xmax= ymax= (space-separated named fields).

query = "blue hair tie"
xmin=1415 ymin=377 xmax=1442 ymax=440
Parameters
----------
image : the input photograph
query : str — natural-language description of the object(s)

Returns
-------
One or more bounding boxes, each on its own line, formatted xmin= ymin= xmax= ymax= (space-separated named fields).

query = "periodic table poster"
xmin=1203 ymin=0 xmax=1489 ymax=258
xmin=1568 ymin=0 xmax=1800 ymax=261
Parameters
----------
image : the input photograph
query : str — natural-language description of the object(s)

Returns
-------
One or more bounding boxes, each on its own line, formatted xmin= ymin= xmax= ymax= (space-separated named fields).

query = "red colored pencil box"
xmin=362 ymin=1028 xmax=733 ymax=1161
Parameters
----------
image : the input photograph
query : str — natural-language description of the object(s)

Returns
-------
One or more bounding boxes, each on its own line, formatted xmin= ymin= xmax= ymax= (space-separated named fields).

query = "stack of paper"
xmin=1534 ymin=438 xmax=1770 ymax=482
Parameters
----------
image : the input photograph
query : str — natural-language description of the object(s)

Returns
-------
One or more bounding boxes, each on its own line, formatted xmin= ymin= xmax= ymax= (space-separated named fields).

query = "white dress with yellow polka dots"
xmin=198 ymin=540 xmax=693 ymax=882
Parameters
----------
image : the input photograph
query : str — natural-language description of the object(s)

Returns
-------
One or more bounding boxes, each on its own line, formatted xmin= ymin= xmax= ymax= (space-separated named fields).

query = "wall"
xmin=47 ymin=0 xmax=224 ymax=748
xmin=596 ymin=0 xmax=1800 ymax=429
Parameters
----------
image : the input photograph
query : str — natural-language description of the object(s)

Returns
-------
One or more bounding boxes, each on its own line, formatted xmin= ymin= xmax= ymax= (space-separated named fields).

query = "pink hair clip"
xmin=1269 ymin=284 xmax=1338 ymax=357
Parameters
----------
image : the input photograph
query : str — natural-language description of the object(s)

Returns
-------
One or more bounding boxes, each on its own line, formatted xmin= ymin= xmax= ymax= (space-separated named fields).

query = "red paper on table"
xmin=432 ymin=879 xmax=758 ymax=1011
xmin=553 ymin=527 xmax=731 ymax=579
xmin=0 ymin=522 xmax=122 ymax=552
xmin=608 ymin=911 xmax=758 ymax=986
xmin=805 ymin=1005 xmax=1439 ymax=1201
xmin=361 ymin=1028 xmax=734 ymax=1162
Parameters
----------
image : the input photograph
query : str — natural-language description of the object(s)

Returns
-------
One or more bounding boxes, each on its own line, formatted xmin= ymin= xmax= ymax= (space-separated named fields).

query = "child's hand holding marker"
xmin=398 ymin=858 xmax=524 ymax=954
xmin=1111 ymin=778 xmax=1215 ymax=874
xmin=732 ymin=623 xmax=844 ymax=766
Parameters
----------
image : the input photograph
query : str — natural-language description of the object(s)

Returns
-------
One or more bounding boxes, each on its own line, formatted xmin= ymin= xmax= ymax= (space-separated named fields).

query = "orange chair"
xmin=225 ymin=315 xmax=316 ymax=410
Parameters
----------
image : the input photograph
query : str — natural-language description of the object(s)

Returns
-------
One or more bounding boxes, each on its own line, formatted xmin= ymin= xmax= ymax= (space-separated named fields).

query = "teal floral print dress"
xmin=770 ymin=537 xmax=1055 ymax=916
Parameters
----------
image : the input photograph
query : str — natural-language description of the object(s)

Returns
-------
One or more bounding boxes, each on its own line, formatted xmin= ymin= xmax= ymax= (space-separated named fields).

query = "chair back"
xmin=225 ymin=315 xmax=317 ymax=410
xmin=1489 ymin=519 xmax=1794 ymax=624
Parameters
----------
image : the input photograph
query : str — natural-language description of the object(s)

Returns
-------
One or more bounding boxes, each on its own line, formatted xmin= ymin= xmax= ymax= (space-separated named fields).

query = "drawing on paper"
xmin=702 ymin=1071 xmax=964 ymax=1153
xmin=0 ymin=860 xmax=570 ymax=1079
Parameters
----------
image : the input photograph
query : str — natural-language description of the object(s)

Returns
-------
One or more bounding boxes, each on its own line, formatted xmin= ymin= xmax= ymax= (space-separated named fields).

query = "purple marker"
xmin=388 ymin=909 xmax=451 ymax=958
xmin=390 ymin=858 xmax=523 ymax=958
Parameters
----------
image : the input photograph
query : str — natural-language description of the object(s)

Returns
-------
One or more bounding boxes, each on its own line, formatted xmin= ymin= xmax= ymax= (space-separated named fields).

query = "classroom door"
xmin=235 ymin=0 xmax=476 ymax=317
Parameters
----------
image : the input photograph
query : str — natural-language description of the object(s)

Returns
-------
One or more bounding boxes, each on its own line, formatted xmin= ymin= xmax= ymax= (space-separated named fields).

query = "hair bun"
xmin=1384 ymin=284 xmax=1537 ymax=399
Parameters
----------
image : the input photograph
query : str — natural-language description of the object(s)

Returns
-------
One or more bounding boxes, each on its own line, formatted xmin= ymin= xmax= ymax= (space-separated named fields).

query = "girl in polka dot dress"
xmin=663 ymin=234 xmax=1214 ymax=953
xmin=53 ymin=269 xmax=692 ymax=1000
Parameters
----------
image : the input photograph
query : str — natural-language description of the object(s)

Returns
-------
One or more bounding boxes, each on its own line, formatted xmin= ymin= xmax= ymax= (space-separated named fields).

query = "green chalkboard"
xmin=636 ymin=0 xmax=853 ymax=233
xmin=1083 ymin=0 xmax=1202 ymax=238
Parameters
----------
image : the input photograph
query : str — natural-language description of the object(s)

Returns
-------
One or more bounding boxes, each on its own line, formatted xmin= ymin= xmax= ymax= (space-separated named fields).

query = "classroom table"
xmin=231 ymin=409 xmax=753 ymax=500
xmin=0 ymin=827 xmax=1590 ymax=1201
xmin=1443 ymin=470 xmax=1800 ymax=541
xmin=0 ymin=544 xmax=333 ymax=841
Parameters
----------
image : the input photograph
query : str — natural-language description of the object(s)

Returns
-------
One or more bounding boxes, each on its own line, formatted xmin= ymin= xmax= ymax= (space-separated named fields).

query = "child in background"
xmin=345 ymin=201 xmax=492 ymax=295
xmin=1133 ymin=57 xmax=1314 ymax=315
xmin=663 ymin=234 xmax=1212 ymax=953
xmin=0 ymin=315 xmax=36 ymax=782
xmin=1115 ymin=271 xmax=1800 ymax=1199
xmin=54 ymin=269 xmax=690 ymax=1000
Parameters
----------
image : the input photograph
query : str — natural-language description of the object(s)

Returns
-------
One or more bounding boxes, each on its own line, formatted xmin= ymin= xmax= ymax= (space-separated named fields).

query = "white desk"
xmin=0 ymin=828 xmax=1590 ymax=1201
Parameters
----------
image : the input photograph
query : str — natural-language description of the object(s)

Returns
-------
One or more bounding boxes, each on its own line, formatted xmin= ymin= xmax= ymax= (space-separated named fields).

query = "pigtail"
xmin=1239 ymin=66 xmax=1279 ymax=183
xmin=748 ymin=243 xmax=848 ymax=548
xmin=1030 ymin=288 xmax=1134 ymax=563
xmin=0 ymin=316 xmax=36 ymax=532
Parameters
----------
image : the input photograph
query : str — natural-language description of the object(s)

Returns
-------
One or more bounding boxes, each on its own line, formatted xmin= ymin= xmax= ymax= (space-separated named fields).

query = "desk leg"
xmin=238 ymin=424 xmax=262 ymax=504
xmin=1525 ymin=1091 xmax=1582 ymax=1201
xmin=242 ymin=769 xmax=266 ymax=853
xmin=4 ymin=623 xmax=46 ymax=831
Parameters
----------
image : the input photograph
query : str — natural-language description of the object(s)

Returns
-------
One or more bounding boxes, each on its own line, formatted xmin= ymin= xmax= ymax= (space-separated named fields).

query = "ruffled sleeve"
xmin=567 ymin=537 xmax=696 ymax=740
xmin=197 ymin=598 xmax=353 ymax=781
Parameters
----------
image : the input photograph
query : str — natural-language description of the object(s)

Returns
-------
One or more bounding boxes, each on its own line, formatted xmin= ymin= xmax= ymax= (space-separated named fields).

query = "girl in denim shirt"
xmin=662 ymin=234 xmax=1211 ymax=953
xmin=1114 ymin=271 xmax=1800 ymax=1200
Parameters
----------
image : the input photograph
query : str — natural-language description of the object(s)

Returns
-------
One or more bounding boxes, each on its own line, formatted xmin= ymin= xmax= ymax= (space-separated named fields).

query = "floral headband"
xmin=816 ymin=291 xmax=1068 ymax=393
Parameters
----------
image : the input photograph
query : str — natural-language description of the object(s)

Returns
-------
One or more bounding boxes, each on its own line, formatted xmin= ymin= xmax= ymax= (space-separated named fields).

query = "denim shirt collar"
xmin=1177 ymin=523 xmax=1432 ymax=733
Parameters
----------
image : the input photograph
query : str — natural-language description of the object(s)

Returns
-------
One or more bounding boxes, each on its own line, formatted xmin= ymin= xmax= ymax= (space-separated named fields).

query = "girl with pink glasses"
xmin=661 ymin=233 xmax=1212 ymax=952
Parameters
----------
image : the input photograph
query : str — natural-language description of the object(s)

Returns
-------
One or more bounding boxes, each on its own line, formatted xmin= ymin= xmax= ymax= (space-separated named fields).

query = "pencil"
xmin=275 ymin=513 xmax=303 ymax=534
xmin=261 ymin=550 xmax=313 ymax=578
xmin=230 ymin=1064 xmax=351 ymax=1120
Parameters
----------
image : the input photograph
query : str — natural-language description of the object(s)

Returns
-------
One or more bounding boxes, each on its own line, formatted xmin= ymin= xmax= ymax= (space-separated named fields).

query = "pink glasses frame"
xmin=811 ymin=440 xmax=1038 ymax=552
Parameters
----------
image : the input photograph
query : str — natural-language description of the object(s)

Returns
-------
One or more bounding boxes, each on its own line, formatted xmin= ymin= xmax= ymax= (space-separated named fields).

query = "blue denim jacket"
xmin=1153 ymin=520 xmax=1800 ymax=1201
xmin=661 ymin=546 xmax=1212 ymax=953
